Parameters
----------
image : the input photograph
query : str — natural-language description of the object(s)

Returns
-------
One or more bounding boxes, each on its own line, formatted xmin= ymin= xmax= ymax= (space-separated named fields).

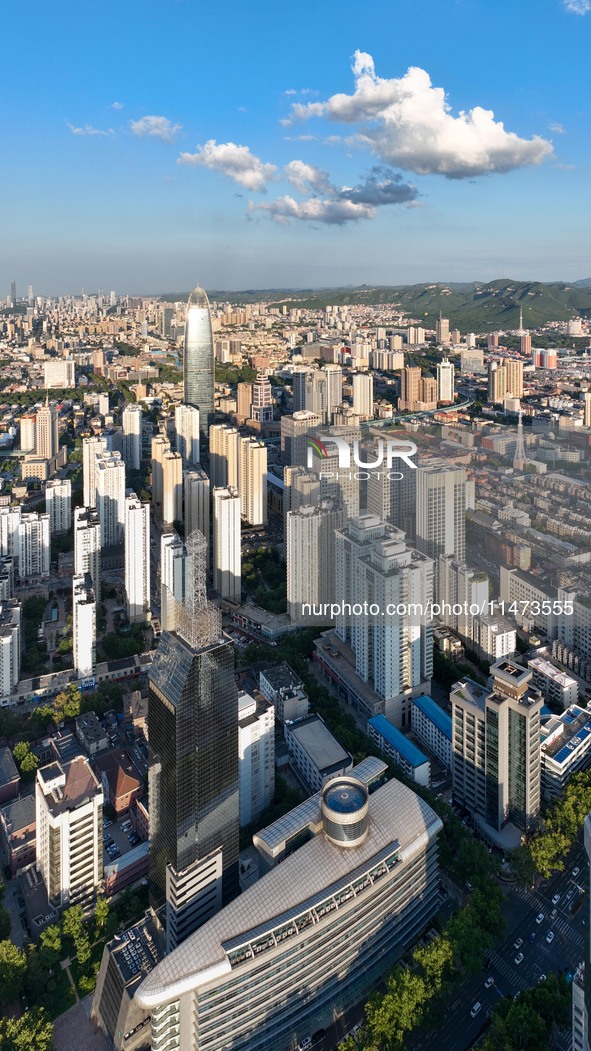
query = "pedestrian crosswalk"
xmin=551 ymin=914 xmax=584 ymax=954
xmin=488 ymin=951 xmax=535 ymax=992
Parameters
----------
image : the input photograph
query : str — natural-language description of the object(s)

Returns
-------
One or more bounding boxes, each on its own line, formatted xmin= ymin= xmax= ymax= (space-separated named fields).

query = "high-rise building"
xmin=121 ymin=404 xmax=142 ymax=472
xmin=27 ymin=284 xmax=33 ymax=306
xmin=43 ymin=359 xmax=75 ymax=389
xmin=162 ymin=451 xmax=183 ymax=526
xmin=451 ymin=660 xmax=542 ymax=837
xmin=504 ymin=358 xmax=524 ymax=399
xmin=45 ymin=478 xmax=71 ymax=535
xmin=73 ymin=573 xmax=96 ymax=680
xmin=175 ymin=404 xmax=200 ymax=465
xmin=307 ymin=426 xmax=361 ymax=522
xmin=251 ymin=375 xmax=273 ymax=424
xmin=20 ymin=413 xmax=36 ymax=453
xmin=398 ymin=366 xmax=422 ymax=411
xmin=160 ymin=532 xmax=186 ymax=632
xmin=438 ymin=556 xmax=488 ymax=641
xmin=74 ymin=506 xmax=101 ymax=602
xmin=148 ymin=531 xmax=239 ymax=951
xmin=436 ymin=316 xmax=450 ymax=343
xmin=283 ymin=466 xmax=321 ymax=538
xmin=436 ymin=357 xmax=454 ymax=403
xmin=336 ymin=515 xmax=434 ymax=727
xmin=95 ymin=452 xmax=126 ymax=547
xmin=18 ymin=512 xmax=50 ymax=582
xmin=352 ymin=372 xmax=373 ymax=419
xmin=0 ymin=508 xmax=21 ymax=566
xmin=238 ymin=437 xmax=267 ymax=526
xmin=209 ymin=424 xmax=239 ymax=489
xmin=366 ymin=438 xmax=417 ymax=538
xmin=460 ymin=348 xmax=485 ymax=375
xmin=83 ymin=435 xmax=108 ymax=507
xmin=35 ymin=399 xmax=59 ymax=460
xmin=583 ymin=392 xmax=591 ymax=429
xmin=184 ymin=286 xmax=215 ymax=441
xmin=572 ymin=815 xmax=591 ymax=1050
xmin=292 ymin=366 xmax=310 ymax=412
xmin=184 ymin=467 xmax=210 ymax=556
xmin=280 ymin=410 xmax=322 ymax=467
xmin=236 ymin=382 xmax=253 ymax=423
xmin=9 ymin=280 xmax=16 ymax=307
xmin=213 ymin=487 xmax=241 ymax=602
xmin=238 ymin=690 xmax=275 ymax=827
xmin=323 ymin=363 xmax=343 ymax=419
xmin=287 ymin=500 xmax=343 ymax=623
xmin=136 ymin=765 xmax=443 ymax=1051
xmin=416 ymin=463 xmax=467 ymax=570
xmin=488 ymin=362 xmax=507 ymax=404
xmin=124 ymin=494 xmax=151 ymax=624
xmin=0 ymin=600 xmax=21 ymax=700
xmin=151 ymin=434 xmax=171 ymax=518
xmin=35 ymin=756 xmax=103 ymax=910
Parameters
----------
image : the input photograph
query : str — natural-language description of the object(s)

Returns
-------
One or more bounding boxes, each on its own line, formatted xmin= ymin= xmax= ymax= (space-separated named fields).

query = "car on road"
xmin=552 ymin=893 xmax=561 ymax=906
xmin=535 ymin=912 xmax=544 ymax=924
xmin=484 ymin=977 xmax=495 ymax=989
xmin=514 ymin=952 xmax=524 ymax=965
xmin=546 ymin=931 xmax=555 ymax=944
xmin=573 ymin=867 xmax=580 ymax=878
xmin=297 ymin=1040 xmax=312 ymax=1051
xmin=513 ymin=937 xmax=523 ymax=950
xmin=470 ymin=1002 xmax=482 ymax=1018
xmin=538 ymin=974 xmax=547 ymax=983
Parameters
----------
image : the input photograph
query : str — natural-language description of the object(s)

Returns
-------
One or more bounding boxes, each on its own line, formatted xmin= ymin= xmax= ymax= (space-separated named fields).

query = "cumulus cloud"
xmin=254 ymin=195 xmax=376 ymax=225
xmin=286 ymin=50 xmax=553 ymax=179
xmin=563 ymin=0 xmax=591 ymax=12
xmin=284 ymin=160 xmax=332 ymax=194
xmin=111 ymin=101 xmax=124 ymax=110
xmin=254 ymin=163 xmax=418 ymax=225
xmin=130 ymin=115 xmax=182 ymax=143
xmin=67 ymin=123 xmax=114 ymax=136
xmin=177 ymin=139 xmax=277 ymax=191
xmin=341 ymin=166 xmax=418 ymax=206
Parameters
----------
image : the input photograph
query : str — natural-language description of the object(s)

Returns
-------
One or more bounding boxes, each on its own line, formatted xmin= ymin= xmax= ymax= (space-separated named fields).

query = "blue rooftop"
xmin=412 ymin=694 xmax=452 ymax=741
xmin=368 ymin=715 xmax=430 ymax=769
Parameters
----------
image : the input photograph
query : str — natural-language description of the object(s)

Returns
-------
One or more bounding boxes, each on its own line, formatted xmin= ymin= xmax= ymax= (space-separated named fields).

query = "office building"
xmin=488 ymin=362 xmax=507 ymax=404
xmin=436 ymin=316 xmax=450 ymax=343
xmin=451 ymin=660 xmax=543 ymax=841
xmin=416 ymin=463 xmax=466 ymax=569
xmin=160 ymin=532 xmax=186 ymax=632
xmin=45 ymin=478 xmax=71 ymax=535
xmin=135 ymin=769 xmax=443 ymax=1051
xmin=436 ymin=357 xmax=454 ymax=403
xmin=541 ymin=705 xmax=591 ymax=801
xmin=162 ymin=451 xmax=183 ymax=527
xmin=505 ymin=358 xmax=524 ymax=399
xmin=323 ymin=363 xmax=343 ymax=419
xmin=124 ymin=494 xmax=151 ymax=624
xmin=280 ymin=410 xmax=322 ymax=467
xmin=74 ymin=506 xmax=101 ymax=602
xmin=209 ymin=424 xmax=239 ymax=489
xmin=368 ymin=715 xmax=431 ymax=785
xmin=184 ymin=286 xmax=215 ymax=441
xmin=499 ymin=566 xmax=559 ymax=639
xmin=175 ymin=404 xmax=200 ymax=465
xmin=72 ymin=573 xmax=96 ymax=681
xmin=213 ymin=487 xmax=241 ymax=602
xmin=95 ymin=452 xmax=126 ymax=547
xmin=251 ymin=375 xmax=273 ymax=424
xmin=122 ymin=404 xmax=142 ymax=472
xmin=283 ymin=465 xmax=321 ymax=537
xmin=287 ymin=500 xmax=343 ymax=623
xmin=151 ymin=434 xmax=171 ymax=519
xmin=184 ymin=467 xmax=210 ymax=555
xmin=83 ymin=435 xmax=108 ymax=507
xmin=44 ymin=359 xmax=75 ymax=389
xmin=528 ymin=656 xmax=578 ymax=709
xmin=307 ymin=425 xmax=361 ymax=521
xmin=460 ymin=348 xmax=485 ymax=375
xmin=399 ymin=366 xmax=421 ymax=411
xmin=285 ymin=713 xmax=352 ymax=792
xmin=35 ymin=399 xmax=59 ymax=460
xmin=238 ymin=691 xmax=275 ymax=828
xmin=238 ymin=437 xmax=267 ymax=527
xmin=335 ymin=515 xmax=434 ymax=728
xmin=20 ymin=413 xmax=36 ymax=453
xmin=18 ymin=512 xmax=50 ymax=582
xmin=0 ymin=600 xmax=21 ymax=700
xmin=148 ymin=531 xmax=239 ymax=951
xmin=236 ymin=382 xmax=253 ymax=423
xmin=352 ymin=372 xmax=373 ymax=419
xmin=35 ymin=755 xmax=103 ymax=910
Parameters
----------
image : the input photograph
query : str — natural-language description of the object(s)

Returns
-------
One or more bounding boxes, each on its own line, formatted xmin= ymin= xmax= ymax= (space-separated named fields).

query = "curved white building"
xmin=184 ymin=287 xmax=214 ymax=441
xmin=136 ymin=769 xmax=442 ymax=1051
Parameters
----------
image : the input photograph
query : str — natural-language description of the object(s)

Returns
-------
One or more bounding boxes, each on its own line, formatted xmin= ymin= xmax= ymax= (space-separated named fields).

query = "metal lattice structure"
xmin=513 ymin=410 xmax=527 ymax=467
xmin=173 ymin=529 xmax=221 ymax=649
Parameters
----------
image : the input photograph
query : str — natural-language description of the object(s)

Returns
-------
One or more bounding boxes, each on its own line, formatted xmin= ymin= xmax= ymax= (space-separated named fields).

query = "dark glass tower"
xmin=148 ymin=531 xmax=239 ymax=950
xmin=184 ymin=286 xmax=214 ymax=442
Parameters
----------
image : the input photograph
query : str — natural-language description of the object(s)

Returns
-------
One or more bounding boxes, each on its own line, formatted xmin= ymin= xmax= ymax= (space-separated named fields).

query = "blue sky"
xmin=1 ymin=0 xmax=590 ymax=294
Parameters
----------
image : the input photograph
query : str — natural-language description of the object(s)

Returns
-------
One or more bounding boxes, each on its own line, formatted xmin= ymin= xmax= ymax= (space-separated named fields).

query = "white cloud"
xmin=283 ymin=88 xmax=318 ymax=96
xmin=254 ymin=194 xmax=376 ymax=225
xmin=111 ymin=101 xmax=124 ymax=110
xmin=177 ymin=139 xmax=276 ymax=192
xmin=129 ymin=115 xmax=182 ymax=143
xmin=255 ymin=163 xmax=418 ymax=225
xmin=286 ymin=51 xmax=553 ymax=179
xmin=284 ymin=160 xmax=332 ymax=194
xmin=563 ymin=0 xmax=591 ymax=12
xmin=67 ymin=123 xmax=114 ymax=136
xmin=549 ymin=122 xmax=566 ymax=133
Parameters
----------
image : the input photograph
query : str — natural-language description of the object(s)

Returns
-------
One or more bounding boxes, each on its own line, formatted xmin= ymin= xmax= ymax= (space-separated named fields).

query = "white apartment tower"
xmin=35 ymin=400 xmax=59 ymax=460
xmin=83 ymin=435 xmax=108 ymax=507
xmin=213 ymin=487 xmax=241 ymax=602
xmin=209 ymin=425 xmax=240 ymax=489
xmin=95 ymin=452 xmax=126 ymax=547
xmin=124 ymin=494 xmax=151 ymax=624
xmin=19 ymin=512 xmax=50 ymax=582
xmin=151 ymin=434 xmax=171 ymax=519
xmin=73 ymin=572 xmax=96 ymax=681
xmin=160 ymin=532 xmax=186 ymax=632
xmin=175 ymin=404 xmax=200 ymax=465
xmin=74 ymin=506 xmax=101 ymax=602
xmin=287 ymin=501 xmax=344 ymax=623
xmin=121 ymin=404 xmax=142 ymax=472
xmin=45 ymin=478 xmax=71 ymax=535
xmin=162 ymin=451 xmax=183 ymax=526
xmin=184 ymin=468 xmax=210 ymax=554
xmin=0 ymin=600 xmax=21 ymax=699
xmin=416 ymin=463 xmax=467 ymax=568
xmin=352 ymin=373 xmax=374 ymax=419
xmin=35 ymin=756 xmax=103 ymax=910
xmin=239 ymin=437 xmax=268 ymax=527
xmin=436 ymin=357 xmax=454 ymax=403
xmin=238 ymin=691 xmax=275 ymax=827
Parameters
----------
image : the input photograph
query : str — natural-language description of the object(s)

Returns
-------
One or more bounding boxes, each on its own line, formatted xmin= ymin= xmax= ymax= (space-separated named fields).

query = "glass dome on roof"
xmin=187 ymin=286 xmax=210 ymax=309
xmin=323 ymin=781 xmax=367 ymax=814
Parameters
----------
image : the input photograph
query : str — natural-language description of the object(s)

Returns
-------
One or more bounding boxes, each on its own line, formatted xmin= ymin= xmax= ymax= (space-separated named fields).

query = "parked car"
xmin=470 ymin=1002 xmax=482 ymax=1018
xmin=513 ymin=937 xmax=523 ymax=950
xmin=535 ymin=913 xmax=544 ymax=924
xmin=552 ymin=893 xmax=560 ymax=906
xmin=514 ymin=952 xmax=524 ymax=965
xmin=484 ymin=976 xmax=494 ymax=989
xmin=546 ymin=931 xmax=555 ymax=944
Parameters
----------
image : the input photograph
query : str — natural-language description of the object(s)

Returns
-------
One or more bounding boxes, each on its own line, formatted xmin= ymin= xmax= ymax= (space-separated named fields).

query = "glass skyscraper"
xmin=184 ymin=286 xmax=214 ymax=442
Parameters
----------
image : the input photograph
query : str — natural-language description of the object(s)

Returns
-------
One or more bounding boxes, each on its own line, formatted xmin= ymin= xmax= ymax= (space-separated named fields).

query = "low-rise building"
xmin=75 ymin=711 xmax=109 ymax=755
xmin=0 ymin=795 xmax=36 ymax=875
xmin=368 ymin=715 xmax=431 ymax=786
xmin=93 ymin=749 xmax=143 ymax=814
xmin=258 ymin=662 xmax=309 ymax=723
xmin=541 ymin=704 xmax=591 ymax=800
xmin=0 ymin=746 xmax=20 ymax=804
xmin=411 ymin=695 xmax=453 ymax=770
xmin=284 ymin=714 xmax=352 ymax=793
xmin=528 ymin=656 xmax=579 ymax=710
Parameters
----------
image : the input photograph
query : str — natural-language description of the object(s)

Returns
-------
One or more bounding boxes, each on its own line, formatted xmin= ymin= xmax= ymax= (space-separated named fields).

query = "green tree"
xmin=366 ymin=969 xmax=428 ymax=1050
xmin=39 ymin=924 xmax=62 ymax=967
xmin=0 ymin=1007 xmax=54 ymax=1051
xmin=12 ymin=741 xmax=30 ymax=764
xmin=0 ymin=940 xmax=27 ymax=1003
xmin=94 ymin=896 xmax=109 ymax=931
xmin=75 ymin=934 xmax=91 ymax=966
xmin=482 ymin=1000 xmax=550 ymax=1051
xmin=61 ymin=904 xmax=84 ymax=945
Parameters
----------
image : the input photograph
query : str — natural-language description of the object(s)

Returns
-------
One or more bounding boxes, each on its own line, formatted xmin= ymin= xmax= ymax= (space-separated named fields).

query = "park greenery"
xmin=242 ymin=546 xmax=287 ymax=614
xmin=214 ymin=363 xmax=257 ymax=384
xmin=21 ymin=596 xmax=50 ymax=677
xmin=100 ymin=624 xmax=147 ymax=661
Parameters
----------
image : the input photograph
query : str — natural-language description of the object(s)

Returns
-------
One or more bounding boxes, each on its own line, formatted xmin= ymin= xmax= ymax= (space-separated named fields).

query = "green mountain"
xmin=160 ymin=279 xmax=591 ymax=331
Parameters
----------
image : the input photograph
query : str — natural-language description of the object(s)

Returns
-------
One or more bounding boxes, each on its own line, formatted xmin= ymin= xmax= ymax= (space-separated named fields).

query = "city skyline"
xmin=1 ymin=0 xmax=590 ymax=293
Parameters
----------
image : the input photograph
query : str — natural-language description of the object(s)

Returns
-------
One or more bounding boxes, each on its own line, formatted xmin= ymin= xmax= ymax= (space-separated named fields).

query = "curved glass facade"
xmin=184 ymin=287 xmax=214 ymax=441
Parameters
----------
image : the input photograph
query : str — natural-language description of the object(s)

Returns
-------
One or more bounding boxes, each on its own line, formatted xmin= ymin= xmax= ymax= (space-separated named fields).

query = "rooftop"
xmin=368 ymin=715 xmax=430 ymax=769
xmin=286 ymin=714 xmax=351 ymax=773
xmin=528 ymin=656 xmax=578 ymax=689
xmin=0 ymin=746 xmax=19 ymax=786
xmin=412 ymin=694 xmax=452 ymax=741
xmin=541 ymin=705 xmax=591 ymax=765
